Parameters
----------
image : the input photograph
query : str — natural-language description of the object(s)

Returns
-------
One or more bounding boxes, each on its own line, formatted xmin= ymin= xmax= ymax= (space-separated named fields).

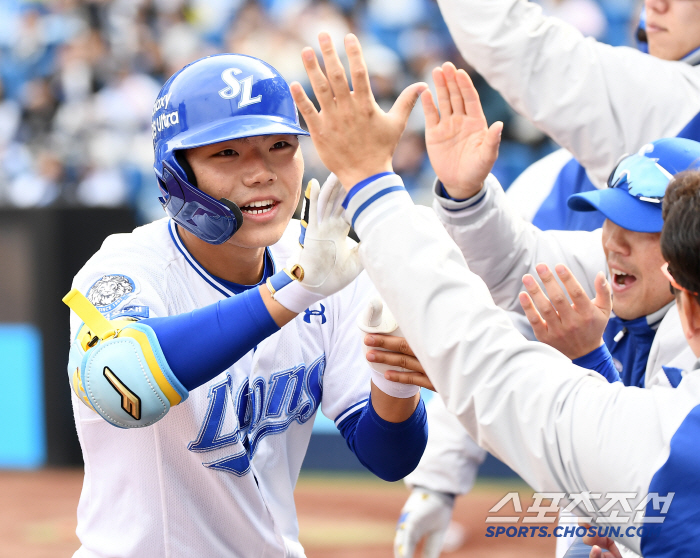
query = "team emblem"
xmin=87 ymin=274 xmax=136 ymax=313
xmin=104 ymin=366 xmax=141 ymax=420
xmin=218 ymin=68 xmax=262 ymax=108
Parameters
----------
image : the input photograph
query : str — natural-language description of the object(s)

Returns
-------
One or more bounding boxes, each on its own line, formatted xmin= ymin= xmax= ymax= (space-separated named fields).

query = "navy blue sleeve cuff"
xmin=573 ymin=344 xmax=621 ymax=384
xmin=341 ymin=172 xmax=414 ymax=237
xmin=337 ymin=395 xmax=428 ymax=482
xmin=433 ymin=177 xmax=488 ymax=212
xmin=439 ymin=181 xmax=470 ymax=202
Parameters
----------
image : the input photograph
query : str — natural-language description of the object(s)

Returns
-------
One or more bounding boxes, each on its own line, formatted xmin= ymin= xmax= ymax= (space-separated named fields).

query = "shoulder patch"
xmin=87 ymin=275 xmax=137 ymax=314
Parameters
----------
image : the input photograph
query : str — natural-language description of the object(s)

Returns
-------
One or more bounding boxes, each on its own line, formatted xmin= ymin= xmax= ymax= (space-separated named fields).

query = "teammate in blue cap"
xmin=377 ymin=62 xmax=700 ymax=558
xmin=63 ymin=53 xmax=428 ymax=558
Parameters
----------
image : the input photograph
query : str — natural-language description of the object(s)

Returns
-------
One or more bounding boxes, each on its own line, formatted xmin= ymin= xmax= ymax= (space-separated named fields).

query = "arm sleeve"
xmin=433 ymin=175 xmax=607 ymax=315
xmin=572 ymin=344 xmax=621 ymax=384
xmin=436 ymin=0 xmax=700 ymax=186
xmin=404 ymin=394 xmax=486 ymax=494
xmin=337 ymin=395 xmax=428 ymax=482
xmin=342 ymin=173 xmax=700 ymax=554
xmin=142 ymin=287 xmax=278 ymax=391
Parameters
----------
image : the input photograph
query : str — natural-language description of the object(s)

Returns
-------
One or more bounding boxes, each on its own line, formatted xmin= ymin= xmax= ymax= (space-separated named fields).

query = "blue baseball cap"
xmin=567 ymin=138 xmax=700 ymax=233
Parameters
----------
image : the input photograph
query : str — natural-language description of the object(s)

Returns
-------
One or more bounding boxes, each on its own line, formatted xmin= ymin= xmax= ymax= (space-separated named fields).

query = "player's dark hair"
xmin=661 ymin=171 xmax=700 ymax=303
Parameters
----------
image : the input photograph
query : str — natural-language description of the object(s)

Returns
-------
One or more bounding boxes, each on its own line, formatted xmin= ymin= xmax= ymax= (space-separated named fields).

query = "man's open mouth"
xmin=612 ymin=269 xmax=636 ymax=288
xmin=240 ymin=200 xmax=276 ymax=215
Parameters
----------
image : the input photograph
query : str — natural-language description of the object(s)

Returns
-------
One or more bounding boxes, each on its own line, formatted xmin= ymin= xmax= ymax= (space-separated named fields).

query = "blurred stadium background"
xmin=0 ymin=0 xmax=642 ymax=555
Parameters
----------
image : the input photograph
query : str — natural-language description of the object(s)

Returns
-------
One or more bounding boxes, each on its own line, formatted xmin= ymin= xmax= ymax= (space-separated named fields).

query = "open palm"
xmin=423 ymin=63 xmax=502 ymax=200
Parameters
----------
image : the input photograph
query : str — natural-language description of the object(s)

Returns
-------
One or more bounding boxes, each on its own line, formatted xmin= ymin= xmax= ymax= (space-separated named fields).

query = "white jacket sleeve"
xmin=434 ymin=175 xmax=606 ymax=313
xmin=344 ymin=175 xmax=700 ymax=554
xmin=404 ymin=395 xmax=486 ymax=494
xmin=436 ymin=0 xmax=700 ymax=186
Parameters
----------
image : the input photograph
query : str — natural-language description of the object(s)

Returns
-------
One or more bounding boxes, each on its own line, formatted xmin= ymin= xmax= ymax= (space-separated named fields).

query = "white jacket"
xmin=344 ymin=173 xmax=700 ymax=556
xmin=437 ymin=0 xmax=700 ymax=187
xmin=406 ymin=176 xmax=695 ymax=498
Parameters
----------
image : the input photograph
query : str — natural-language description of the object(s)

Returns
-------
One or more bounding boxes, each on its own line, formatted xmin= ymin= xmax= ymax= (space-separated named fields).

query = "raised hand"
xmin=518 ymin=264 xmax=612 ymax=360
xmin=423 ymin=62 xmax=503 ymax=200
xmin=290 ymin=33 xmax=427 ymax=191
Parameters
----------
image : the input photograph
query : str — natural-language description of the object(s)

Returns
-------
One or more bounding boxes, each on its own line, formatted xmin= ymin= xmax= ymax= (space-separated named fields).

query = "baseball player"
xmin=397 ymin=2 xmax=700 ymax=550
xmin=63 ymin=53 xmax=429 ymax=558
xmin=394 ymin=30 xmax=700 ymax=552
xmin=369 ymin=64 xmax=698 ymax=558
xmin=288 ymin=32 xmax=700 ymax=557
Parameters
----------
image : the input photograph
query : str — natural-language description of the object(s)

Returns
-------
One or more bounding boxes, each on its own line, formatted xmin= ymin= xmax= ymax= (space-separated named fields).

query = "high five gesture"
xmin=290 ymin=33 xmax=427 ymax=190
xmin=422 ymin=62 xmax=503 ymax=200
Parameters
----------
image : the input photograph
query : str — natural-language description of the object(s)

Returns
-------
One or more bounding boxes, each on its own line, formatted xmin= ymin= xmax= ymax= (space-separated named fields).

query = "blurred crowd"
xmin=0 ymin=0 xmax=642 ymax=221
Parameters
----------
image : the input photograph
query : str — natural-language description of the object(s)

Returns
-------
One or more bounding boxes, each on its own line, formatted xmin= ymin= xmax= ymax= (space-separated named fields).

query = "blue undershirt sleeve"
xmin=141 ymin=287 xmax=279 ymax=392
xmin=337 ymin=395 xmax=428 ymax=482
xmin=573 ymin=344 xmax=621 ymax=384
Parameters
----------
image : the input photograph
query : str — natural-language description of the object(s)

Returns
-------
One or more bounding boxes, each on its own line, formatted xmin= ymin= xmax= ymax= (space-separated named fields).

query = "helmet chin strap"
xmin=218 ymin=198 xmax=244 ymax=234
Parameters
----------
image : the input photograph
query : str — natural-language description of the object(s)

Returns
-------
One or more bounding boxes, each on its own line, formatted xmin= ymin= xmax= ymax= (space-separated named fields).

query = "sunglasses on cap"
xmin=661 ymin=262 xmax=698 ymax=296
xmin=607 ymin=153 xmax=674 ymax=203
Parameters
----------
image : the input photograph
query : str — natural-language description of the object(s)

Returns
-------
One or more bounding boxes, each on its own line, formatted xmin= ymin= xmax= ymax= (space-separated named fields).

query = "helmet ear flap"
xmin=175 ymin=151 xmax=197 ymax=187
xmin=219 ymin=198 xmax=244 ymax=226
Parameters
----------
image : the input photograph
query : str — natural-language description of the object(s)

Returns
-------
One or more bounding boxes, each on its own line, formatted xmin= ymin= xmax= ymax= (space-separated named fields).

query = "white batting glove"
xmin=394 ymin=487 xmax=455 ymax=558
xmin=267 ymin=173 xmax=363 ymax=313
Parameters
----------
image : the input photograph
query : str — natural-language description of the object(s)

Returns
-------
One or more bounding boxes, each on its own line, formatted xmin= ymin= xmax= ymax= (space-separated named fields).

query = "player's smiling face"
xmin=185 ymin=134 xmax=303 ymax=249
xmin=645 ymin=0 xmax=700 ymax=60
xmin=602 ymin=220 xmax=674 ymax=320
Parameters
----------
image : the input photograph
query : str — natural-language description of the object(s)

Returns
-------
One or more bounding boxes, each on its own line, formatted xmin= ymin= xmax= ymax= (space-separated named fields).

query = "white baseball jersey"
xmin=69 ymin=217 xmax=375 ymax=558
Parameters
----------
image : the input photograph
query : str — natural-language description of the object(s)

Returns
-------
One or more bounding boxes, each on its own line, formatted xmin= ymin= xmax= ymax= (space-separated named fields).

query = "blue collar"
xmin=168 ymin=220 xmax=276 ymax=297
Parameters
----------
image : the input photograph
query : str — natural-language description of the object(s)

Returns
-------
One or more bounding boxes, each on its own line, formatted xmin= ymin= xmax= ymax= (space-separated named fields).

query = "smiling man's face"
xmin=602 ymin=219 xmax=674 ymax=320
xmin=184 ymin=134 xmax=304 ymax=250
xmin=645 ymin=0 xmax=700 ymax=60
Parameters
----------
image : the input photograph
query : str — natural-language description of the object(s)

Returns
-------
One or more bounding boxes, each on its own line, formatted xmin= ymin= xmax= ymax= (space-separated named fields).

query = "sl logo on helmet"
xmin=219 ymin=68 xmax=262 ymax=108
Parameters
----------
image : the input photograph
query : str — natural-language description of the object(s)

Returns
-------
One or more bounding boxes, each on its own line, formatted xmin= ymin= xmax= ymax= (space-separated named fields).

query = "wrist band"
xmin=267 ymin=270 xmax=324 ymax=314
xmin=371 ymin=369 xmax=420 ymax=398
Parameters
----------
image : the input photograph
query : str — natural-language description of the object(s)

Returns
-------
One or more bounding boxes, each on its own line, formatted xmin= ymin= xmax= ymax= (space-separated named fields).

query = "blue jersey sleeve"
xmin=337 ymin=395 xmax=428 ymax=482
xmin=141 ymin=287 xmax=278 ymax=392
xmin=573 ymin=344 xmax=621 ymax=384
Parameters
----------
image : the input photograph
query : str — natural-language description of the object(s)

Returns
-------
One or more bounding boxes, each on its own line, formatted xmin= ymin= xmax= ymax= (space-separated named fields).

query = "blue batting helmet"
xmin=152 ymin=53 xmax=309 ymax=244
xmin=568 ymin=138 xmax=700 ymax=233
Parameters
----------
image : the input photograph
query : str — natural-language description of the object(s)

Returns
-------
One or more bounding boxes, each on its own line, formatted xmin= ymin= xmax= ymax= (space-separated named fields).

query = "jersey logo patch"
xmin=191 ymin=355 xmax=326 ymax=477
xmin=303 ymin=304 xmax=326 ymax=324
xmin=87 ymin=275 xmax=136 ymax=313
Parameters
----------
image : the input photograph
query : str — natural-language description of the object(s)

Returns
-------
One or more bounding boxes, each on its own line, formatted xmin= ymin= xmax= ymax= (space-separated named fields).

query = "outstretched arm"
xmin=436 ymin=0 xmax=700 ymax=186
xmin=290 ymin=32 xmax=695 ymax=555
xmin=426 ymin=53 xmax=605 ymax=315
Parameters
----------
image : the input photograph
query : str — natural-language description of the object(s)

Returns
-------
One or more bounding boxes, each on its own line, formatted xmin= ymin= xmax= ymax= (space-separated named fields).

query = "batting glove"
xmin=394 ymin=487 xmax=455 ymax=558
xmin=267 ymin=173 xmax=362 ymax=313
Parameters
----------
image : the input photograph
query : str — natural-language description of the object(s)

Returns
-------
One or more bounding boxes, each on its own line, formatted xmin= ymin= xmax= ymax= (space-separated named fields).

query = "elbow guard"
xmin=65 ymin=289 xmax=188 ymax=428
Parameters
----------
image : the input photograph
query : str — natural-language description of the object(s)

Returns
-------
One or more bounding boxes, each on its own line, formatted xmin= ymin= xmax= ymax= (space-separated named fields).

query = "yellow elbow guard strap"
xmin=64 ymin=289 xmax=188 ymax=428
